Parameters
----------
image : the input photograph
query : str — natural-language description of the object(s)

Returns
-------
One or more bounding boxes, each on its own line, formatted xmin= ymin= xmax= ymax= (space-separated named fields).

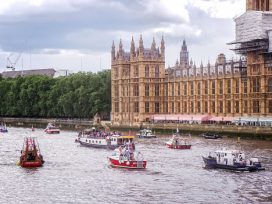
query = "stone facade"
xmin=111 ymin=0 xmax=272 ymax=126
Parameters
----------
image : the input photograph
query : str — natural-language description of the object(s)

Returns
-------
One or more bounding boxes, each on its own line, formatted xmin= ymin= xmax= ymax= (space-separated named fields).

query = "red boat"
xmin=44 ymin=123 xmax=60 ymax=134
xmin=166 ymin=130 xmax=192 ymax=150
xmin=18 ymin=137 xmax=44 ymax=168
xmin=108 ymin=143 xmax=147 ymax=169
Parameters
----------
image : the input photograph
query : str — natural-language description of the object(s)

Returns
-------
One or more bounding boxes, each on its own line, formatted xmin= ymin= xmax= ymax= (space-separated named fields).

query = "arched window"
xmin=145 ymin=65 xmax=149 ymax=77
xmin=155 ymin=65 xmax=159 ymax=78
xmin=268 ymin=78 xmax=272 ymax=92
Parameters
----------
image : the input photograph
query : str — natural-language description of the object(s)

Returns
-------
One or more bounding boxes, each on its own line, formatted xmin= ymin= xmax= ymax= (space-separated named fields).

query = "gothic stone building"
xmin=111 ymin=0 xmax=272 ymax=126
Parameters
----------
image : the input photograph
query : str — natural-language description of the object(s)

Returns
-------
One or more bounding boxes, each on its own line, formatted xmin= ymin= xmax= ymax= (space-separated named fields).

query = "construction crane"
xmin=6 ymin=52 xmax=23 ymax=71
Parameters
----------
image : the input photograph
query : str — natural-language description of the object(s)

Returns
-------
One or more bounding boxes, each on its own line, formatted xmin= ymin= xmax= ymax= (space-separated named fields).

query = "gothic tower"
xmin=180 ymin=39 xmax=189 ymax=69
xmin=246 ymin=0 xmax=272 ymax=11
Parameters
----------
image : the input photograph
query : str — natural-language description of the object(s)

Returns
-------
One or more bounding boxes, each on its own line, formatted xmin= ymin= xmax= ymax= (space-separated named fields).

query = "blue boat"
xmin=203 ymin=149 xmax=265 ymax=172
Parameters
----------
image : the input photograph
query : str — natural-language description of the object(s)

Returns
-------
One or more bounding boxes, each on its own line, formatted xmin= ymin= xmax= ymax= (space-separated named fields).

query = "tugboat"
xmin=202 ymin=149 xmax=265 ymax=172
xmin=201 ymin=132 xmax=222 ymax=139
xmin=108 ymin=142 xmax=147 ymax=169
xmin=136 ymin=128 xmax=156 ymax=139
xmin=78 ymin=128 xmax=135 ymax=150
xmin=44 ymin=123 xmax=60 ymax=134
xmin=0 ymin=123 xmax=8 ymax=133
xmin=166 ymin=128 xmax=191 ymax=149
xmin=18 ymin=137 xmax=44 ymax=168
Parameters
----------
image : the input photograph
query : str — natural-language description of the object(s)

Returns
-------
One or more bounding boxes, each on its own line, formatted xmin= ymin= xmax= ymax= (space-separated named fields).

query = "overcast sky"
xmin=0 ymin=0 xmax=245 ymax=73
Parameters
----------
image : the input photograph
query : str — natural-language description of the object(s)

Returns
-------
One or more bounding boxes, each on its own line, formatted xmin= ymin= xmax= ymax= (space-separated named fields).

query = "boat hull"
xmin=45 ymin=129 xmax=60 ymax=134
xmin=138 ymin=135 xmax=156 ymax=139
xmin=79 ymin=141 xmax=117 ymax=150
xmin=0 ymin=129 xmax=8 ymax=133
xmin=20 ymin=161 xmax=43 ymax=168
xmin=166 ymin=144 xmax=191 ymax=149
xmin=202 ymin=156 xmax=264 ymax=172
xmin=108 ymin=157 xmax=147 ymax=169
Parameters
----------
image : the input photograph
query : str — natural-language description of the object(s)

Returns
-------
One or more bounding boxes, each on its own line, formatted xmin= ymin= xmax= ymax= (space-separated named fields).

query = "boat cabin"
xmin=210 ymin=150 xmax=245 ymax=166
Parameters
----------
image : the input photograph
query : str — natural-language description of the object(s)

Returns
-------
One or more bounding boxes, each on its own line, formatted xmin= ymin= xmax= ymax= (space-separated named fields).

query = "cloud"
xmin=0 ymin=0 xmax=245 ymax=72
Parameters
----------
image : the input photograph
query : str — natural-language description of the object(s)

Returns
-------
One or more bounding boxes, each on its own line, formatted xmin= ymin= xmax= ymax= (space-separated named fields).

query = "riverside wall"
xmin=1 ymin=117 xmax=272 ymax=140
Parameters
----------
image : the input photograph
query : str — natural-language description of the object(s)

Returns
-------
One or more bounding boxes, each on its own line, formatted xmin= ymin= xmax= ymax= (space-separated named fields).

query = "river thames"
xmin=0 ymin=127 xmax=271 ymax=204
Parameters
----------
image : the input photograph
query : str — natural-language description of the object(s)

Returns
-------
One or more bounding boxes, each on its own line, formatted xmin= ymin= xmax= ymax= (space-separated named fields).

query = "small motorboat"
xmin=201 ymin=132 xmax=222 ymax=139
xmin=202 ymin=149 xmax=265 ymax=172
xmin=18 ymin=137 xmax=44 ymax=168
xmin=0 ymin=123 xmax=8 ymax=133
xmin=166 ymin=128 xmax=191 ymax=149
xmin=44 ymin=123 xmax=60 ymax=134
xmin=108 ymin=143 xmax=147 ymax=169
xmin=136 ymin=128 xmax=156 ymax=139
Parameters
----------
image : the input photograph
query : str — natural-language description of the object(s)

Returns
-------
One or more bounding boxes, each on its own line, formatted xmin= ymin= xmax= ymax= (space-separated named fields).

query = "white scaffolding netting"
xmin=235 ymin=11 xmax=272 ymax=43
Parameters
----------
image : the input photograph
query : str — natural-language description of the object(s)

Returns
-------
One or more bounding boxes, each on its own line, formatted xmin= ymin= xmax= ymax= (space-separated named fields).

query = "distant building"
xmin=111 ymin=0 xmax=272 ymax=126
xmin=0 ymin=68 xmax=56 ymax=78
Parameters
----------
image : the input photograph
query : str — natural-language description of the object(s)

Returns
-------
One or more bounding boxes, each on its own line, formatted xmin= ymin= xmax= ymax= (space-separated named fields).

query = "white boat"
xmin=202 ymin=149 xmax=265 ymax=172
xmin=136 ymin=128 xmax=156 ymax=138
xmin=44 ymin=123 xmax=60 ymax=134
xmin=79 ymin=130 xmax=135 ymax=150
xmin=0 ymin=123 xmax=8 ymax=133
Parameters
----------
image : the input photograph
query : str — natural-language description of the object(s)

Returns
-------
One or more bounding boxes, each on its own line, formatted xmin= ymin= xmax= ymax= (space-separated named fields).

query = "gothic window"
xmin=115 ymin=102 xmax=119 ymax=112
xmin=269 ymin=100 xmax=272 ymax=113
xmin=227 ymin=101 xmax=231 ymax=113
xmin=114 ymin=85 xmax=119 ymax=97
xmin=134 ymin=102 xmax=139 ymax=113
xmin=145 ymin=102 xmax=149 ymax=113
xmin=235 ymin=79 xmax=239 ymax=94
xmin=197 ymin=101 xmax=201 ymax=113
xmin=266 ymin=0 xmax=269 ymax=10
xmin=211 ymin=101 xmax=215 ymax=113
xmin=235 ymin=101 xmax=239 ymax=113
xmin=219 ymin=101 xmax=223 ymax=113
xmin=190 ymin=82 xmax=194 ymax=95
xmin=178 ymin=83 xmax=181 ymax=96
xmin=134 ymin=66 xmax=139 ymax=77
xmin=165 ymin=102 xmax=168 ymax=113
xmin=172 ymin=83 xmax=174 ymax=96
xmin=253 ymin=78 xmax=260 ymax=93
xmin=253 ymin=100 xmax=260 ymax=113
xmin=197 ymin=82 xmax=201 ymax=95
xmin=145 ymin=65 xmax=149 ymax=77
xmin=155 ymin=102 xmax=160 ymax=113
xmin=134 ymin=85 xmax=139 ymax=96
xmin=191 ymin=102 xmax=194 ymax=113
xmin=177 ymin=102 xmax=180 ymax=113
xmin=184 ymin=82 xmax=187 ymax=95
xmin=172 ymin=102 xmax=174 ymax=113
xmin=114 ymin=68 xmax=118 ymax=78
xmin=268 ymin=78 xmax=272 ymax=92
xmin=145 ymin=85 xmax=149 ymax=96
xmin=205 ymin=81 xmax=208 ymax=95
xmin=205 ymin=101 xmax=208 ymax=113
xmin=212 ymin=81 xmax=215 ymax=95
xmin=155 ymin=84 xmax=160 ymax=96
xmin=219 ymin=80 xmax=223 ymax=94
xmin=243 ymin=101 xmax=248 ymax=113
xmin=155 ymin=65 xmax=159 ymax=78
xmin=184 ymin=101 xmax=187 ymax=113
xmin=227 ymin=79 xmax=231 ymax=94
xmin=243 ymin=82 xmax=247 ymax=94
xmin=165 ymin=84 xmax=168 ymax=96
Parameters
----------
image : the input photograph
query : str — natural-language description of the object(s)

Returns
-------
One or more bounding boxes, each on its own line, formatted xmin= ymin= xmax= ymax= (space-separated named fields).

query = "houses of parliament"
xmin=111 ymin=0 xmax=272 ymax=125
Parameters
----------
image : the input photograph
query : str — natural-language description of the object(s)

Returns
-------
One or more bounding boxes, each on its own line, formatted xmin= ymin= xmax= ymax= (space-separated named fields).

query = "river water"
xmin=0 ymin=127 xmax=271 ymax=204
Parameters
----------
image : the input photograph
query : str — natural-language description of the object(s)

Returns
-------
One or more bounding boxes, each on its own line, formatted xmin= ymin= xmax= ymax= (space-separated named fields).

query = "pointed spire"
xmin=207 ymin=60 xmax=211 ymax=68
xmin=130 ymin=36 xmax=135 ymax=56
xmin=200 ymin=61 xmax=203 ymax=68
xmin=112 ymin=41 xmax=115 ymax=49
xmin=151 ymin=37 xmax=156 ymax=51
xmin=111 ymin=40 xmax=115 ymax=61
xmin=139 ymin=35 xmax=144 ymax=53
xmin=119 ymin=39 xmax=123 ymax=51
xmin=182 ymin=39 xmax=187 ymax=51
xmin=160 ymin=36 xmax=165 ymax=57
